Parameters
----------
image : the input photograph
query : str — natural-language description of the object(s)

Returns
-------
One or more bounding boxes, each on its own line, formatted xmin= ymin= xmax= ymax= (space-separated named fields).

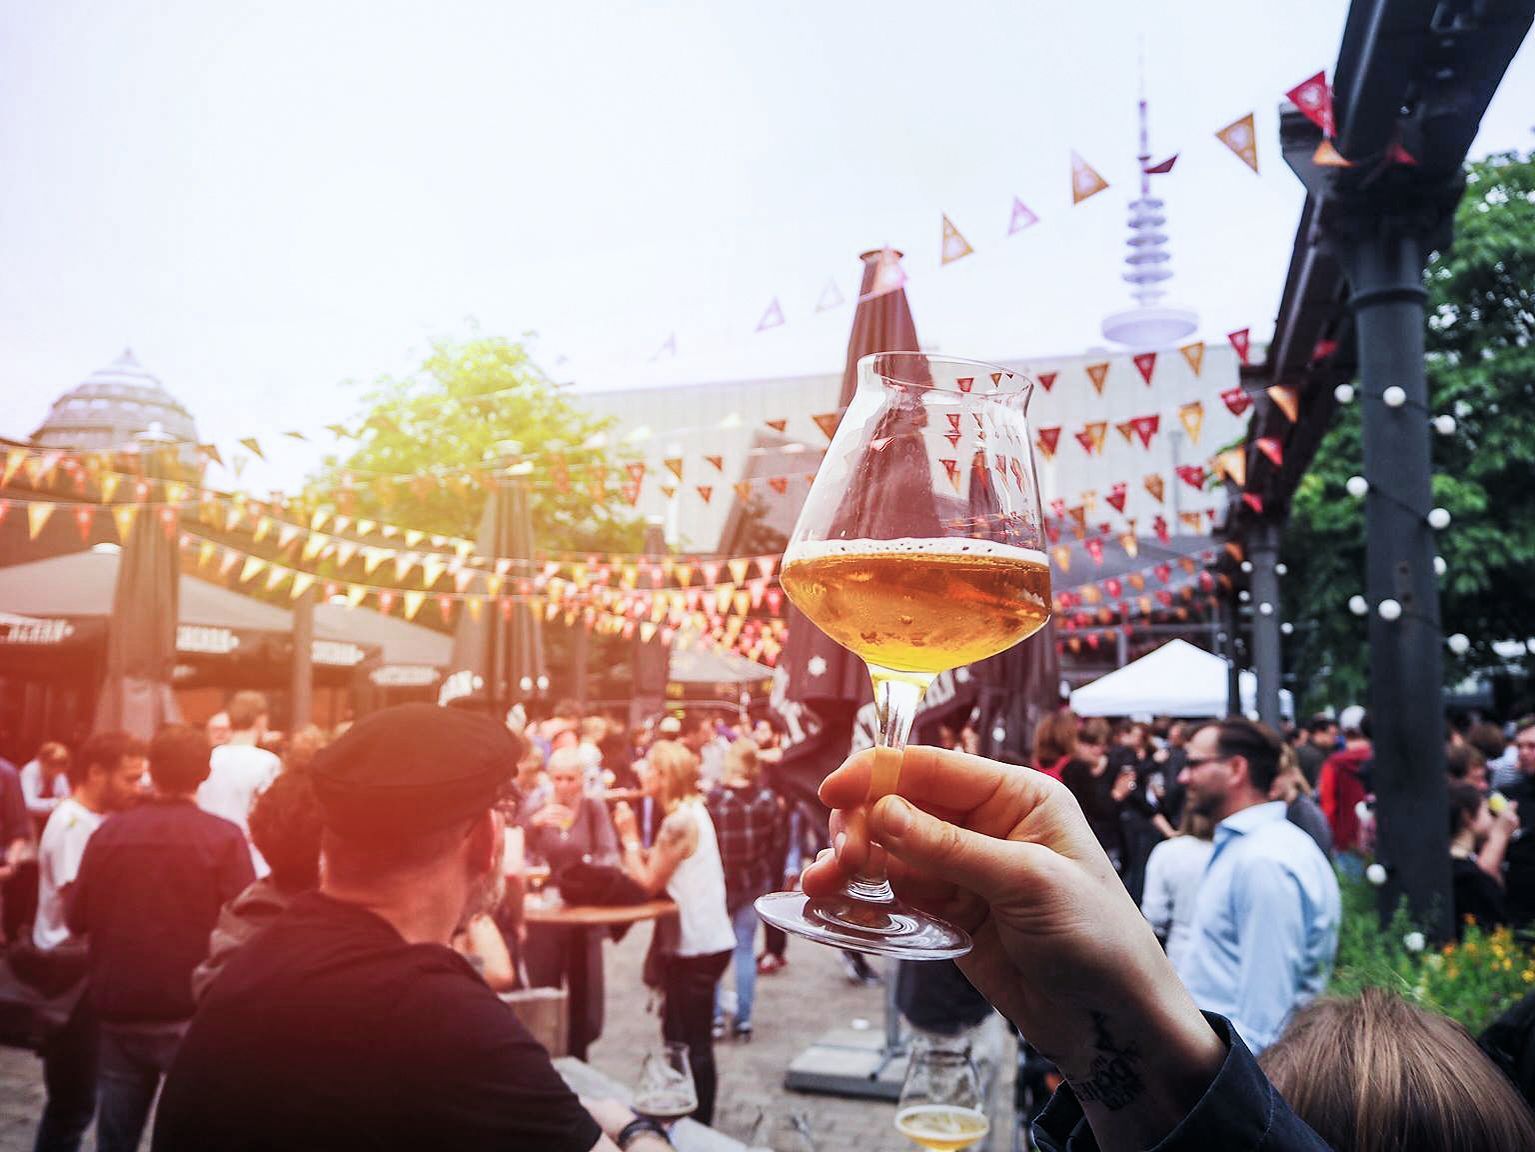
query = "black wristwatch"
xmin=616 ymin=1117 xmax=670 ymax=1149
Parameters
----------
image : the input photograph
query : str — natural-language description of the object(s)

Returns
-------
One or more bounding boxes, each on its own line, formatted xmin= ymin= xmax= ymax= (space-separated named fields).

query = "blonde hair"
xmin=1261 ymin=988 xmax=1535 ymax=1152
xmin=723 ymin=739 xmax=760 ymax=785
xmin=647 ymin=740 xmax=701 ymax=811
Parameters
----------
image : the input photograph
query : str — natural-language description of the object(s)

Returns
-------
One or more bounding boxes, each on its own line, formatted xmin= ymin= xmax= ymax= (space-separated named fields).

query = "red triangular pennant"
xmin=1036 ymin=427 xmax=1062 ymax=460
xmin=1286 ymin=71 xmax=1336 ymax=138
xmin=765 ymin=419 xmax=788 ymax=433
xmin=1227 ymin=327 xmax=1252 ymax=364
xmin=1255 ymin=437 xmax=1284 ymax=468
xmin=1142 ymin=154 xmax=1178 ymax=175
xmin=1176 ymin=464 xmax=1207 ymax=491
xmin=812 ymin=412 xmax=841 ymax=441
xmin=1220 ymin=387 xmax=1254 ymax=417
xmin=1132 ymin=352 xmax=1157 ymax=385
xmin=1105 ymin=483 xmax=1128 ymax=513
xmin=1130 ymin=415 xmax=1160 ymax=448
xmin=696 ymin=485 xmax=713 ymax=504
xmin=940 ymin=459 xmax=961 ymax=493
xmin=768 ymin=477 xmax=788 ymax=495
xmin=1037 ymin=371 xmax=1057 ymax=392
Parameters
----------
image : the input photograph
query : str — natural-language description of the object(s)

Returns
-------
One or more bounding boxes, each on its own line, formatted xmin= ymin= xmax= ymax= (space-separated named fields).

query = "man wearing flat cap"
xmin=151 ymin=704 xmax=672 ymax=1152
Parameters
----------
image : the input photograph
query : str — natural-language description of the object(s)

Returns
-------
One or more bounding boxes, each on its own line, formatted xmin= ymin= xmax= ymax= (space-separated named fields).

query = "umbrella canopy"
xmin=446 ymin=476 xmax=544 ymax=710
xmin=781 ymin=249 xmax=922 ymax=708
xmin=94 ymin=498 xmax=181 ymax=737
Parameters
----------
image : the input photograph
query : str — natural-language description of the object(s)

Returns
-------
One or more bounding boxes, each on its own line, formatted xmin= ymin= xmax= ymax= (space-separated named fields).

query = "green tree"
xmin=306 ymin=334 xmax=643 ymax=555
xmin=1284 ymin=151 xmax=1535 ymax=712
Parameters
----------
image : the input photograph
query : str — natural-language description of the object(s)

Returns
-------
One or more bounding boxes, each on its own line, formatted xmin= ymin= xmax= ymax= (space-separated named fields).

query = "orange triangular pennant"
xmin=1070 ymin=151 xmax=1109 ymax=204
xmin=765 ymin=419 xmax=788 ymax=433
xmin=812 ymin=412 xmax=842 ymax=441
xmin=238 ymin=437 xmax=265 ymax=461
xmin=1267 ymin=385 xmax=1300 ymax=423
xmin=1313 ymin=138 xmax=1353 ymax=168
xmin=940 ymin=214 xmax=974 ymax=264
xmin=1215 ymin=113 xmax=1259 ymax=172
xmin=696 ymin=485 xmax=713 ymax=504
xmin=1216 ymin=447 xmax=1248 ymax=488
xmin=1178 ymin=401 xmax=1205 ymax=445
xmin=1144 ymin=474 xmax=1165 ymax=504
xmin=1179 ymin=341 xmax=1205 ymax=376
xmin=664 ymin=457 xmax=684 ymax=481
xmin=768 ymin=477 xmax=788 ymax=495
xmin=1085 ymin=362 xmax=1110 ymax=394
xmin=704 ymin=455 xmax=724 ymax=472
xmin=27 ymin=501 xmax=54 ymax=539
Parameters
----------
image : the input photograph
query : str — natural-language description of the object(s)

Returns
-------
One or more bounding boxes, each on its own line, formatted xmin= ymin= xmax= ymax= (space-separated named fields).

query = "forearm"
xmin=1479 ymin=830 xmax=1513 ymax=881
xmin=618 ymin=842 xmax=666 ymax=897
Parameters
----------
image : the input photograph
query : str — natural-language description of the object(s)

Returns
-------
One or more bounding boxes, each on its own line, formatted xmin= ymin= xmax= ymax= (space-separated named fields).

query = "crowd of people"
xmin=0 ymin=692 xmax=806 ymax=1148
xmin=5 ymin=692 xmax=1535 ymax=1150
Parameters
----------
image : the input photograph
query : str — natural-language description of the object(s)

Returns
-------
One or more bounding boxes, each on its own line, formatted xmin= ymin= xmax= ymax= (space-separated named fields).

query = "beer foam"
xmin=784 ymin=536 xmax=1048 ymax=568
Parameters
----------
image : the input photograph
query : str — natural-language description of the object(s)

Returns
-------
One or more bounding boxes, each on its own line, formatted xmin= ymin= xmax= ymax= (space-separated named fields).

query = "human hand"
xmin=580 ymin=1096 xmax=636 ymax=1138
xmin=802 ymin=747 xmax=1223 ymax=1152
xmin=532 ymin=805 xmax=573 ymax=830
xmin=611 ymin=801 xmax=637 ymax=840
xmin=1110 ymin=768 xmax=1136 ymax=803
xmin=1496 ymin=798 xmax=1520 ymax=837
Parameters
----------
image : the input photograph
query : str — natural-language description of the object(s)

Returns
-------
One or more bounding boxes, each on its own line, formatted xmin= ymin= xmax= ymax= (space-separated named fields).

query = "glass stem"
xmin=846 ymin=669 xmax=931 ymax=904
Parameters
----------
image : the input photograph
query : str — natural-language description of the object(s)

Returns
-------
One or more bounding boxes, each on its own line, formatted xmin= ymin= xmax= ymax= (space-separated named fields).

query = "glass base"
xmin=754 ymin=890 xmax=971 ymax=960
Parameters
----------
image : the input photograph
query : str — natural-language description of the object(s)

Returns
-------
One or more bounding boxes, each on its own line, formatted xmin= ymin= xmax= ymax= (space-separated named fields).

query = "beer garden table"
xmin=522 ymin=895 xmax=677 ymax=926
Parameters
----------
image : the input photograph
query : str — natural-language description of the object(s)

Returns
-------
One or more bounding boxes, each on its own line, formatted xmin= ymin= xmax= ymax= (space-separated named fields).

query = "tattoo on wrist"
xmin=1065 ymin=1012 xmax=1146 ymax=1111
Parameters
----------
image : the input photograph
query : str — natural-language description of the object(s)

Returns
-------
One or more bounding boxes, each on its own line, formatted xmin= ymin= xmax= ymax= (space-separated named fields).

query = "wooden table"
xmin=555 ymin=1057 xmax=752 ymax=1152
xmin=523 ymin=895 xmax=676 ymax=927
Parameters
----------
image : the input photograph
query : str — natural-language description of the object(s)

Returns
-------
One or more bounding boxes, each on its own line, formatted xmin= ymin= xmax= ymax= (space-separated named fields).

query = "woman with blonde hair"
xmin=613 ymin=740 xmax=734 ymax=1125
xmin=1261 ymin=987 xmax=1535 ymax=1151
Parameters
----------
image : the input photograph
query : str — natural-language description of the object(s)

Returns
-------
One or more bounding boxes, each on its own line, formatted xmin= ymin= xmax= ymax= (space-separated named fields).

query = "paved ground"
xmin=0 ymin=928 xmax=1018 ymax=1151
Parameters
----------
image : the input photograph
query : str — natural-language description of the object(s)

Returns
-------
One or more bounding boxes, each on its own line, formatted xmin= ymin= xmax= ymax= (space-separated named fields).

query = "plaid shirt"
xmin=707 ymin=784 xmax=785 ymax=911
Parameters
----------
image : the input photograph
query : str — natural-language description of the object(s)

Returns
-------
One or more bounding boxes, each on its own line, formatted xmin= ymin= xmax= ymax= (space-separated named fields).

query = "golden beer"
xmin=894 ymin=1105 xmax=990 ymax=1151
xmin=781 ymin=538 xmax=1051 ymax=675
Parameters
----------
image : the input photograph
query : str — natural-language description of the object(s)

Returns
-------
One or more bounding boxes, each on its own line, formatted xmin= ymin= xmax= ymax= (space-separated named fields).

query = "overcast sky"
xmin=3 ymin=0 xmax=1533 ymax=495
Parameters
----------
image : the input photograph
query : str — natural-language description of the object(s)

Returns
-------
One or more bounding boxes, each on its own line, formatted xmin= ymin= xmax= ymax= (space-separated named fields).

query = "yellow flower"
xmin=1522 ymin=969 xmax=1534 ymax=984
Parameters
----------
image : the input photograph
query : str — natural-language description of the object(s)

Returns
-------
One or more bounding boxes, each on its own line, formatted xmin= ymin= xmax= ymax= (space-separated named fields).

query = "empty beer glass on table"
xmin=756 ymin=351 xmax=1051 ymax=959
xmin=632 ymin=1042 xmax=698 ymax=1134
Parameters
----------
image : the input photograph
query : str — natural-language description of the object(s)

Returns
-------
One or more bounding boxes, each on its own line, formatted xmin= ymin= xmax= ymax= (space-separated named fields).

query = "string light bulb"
xmin=1346 ymin=476 xmax=1369 ymax=498
xmin=1433 ymin=414 xmax=1457 ymax=435
xmin=1428 ymin=507 xmax=1452 ymax=530
xmin=1349 ymin=595 xmax=1369 ymax=616
xmin=1240 ymin=560 xmax=1254 ymax=573
xmin=1281 ymin=621 xmax=1295 ymax=635
xmin=1448 ymin=633 xmax=1470 ymax=655
xmin=1433 ymin=556 xmax=1447 ymax=577
xmin=1258 ymin=602 xmax=1274 ymax=616
xmin=1383 ymin=386 xmax=1407 ymax=408
xmin=1334 ymin=383 xmax=1355 ymax=404
xmin=1378 ymin=598 xmax=1403 ymax=621
xmin=1275 ymin=562 xmax=1288 ymax=576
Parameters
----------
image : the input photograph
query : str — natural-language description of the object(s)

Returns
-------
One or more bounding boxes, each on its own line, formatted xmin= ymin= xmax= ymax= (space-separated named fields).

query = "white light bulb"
xmin=1428 ymin=507 xmax=1452 ymax=530
xmin=1526 ymin=638 xmax=1535 ymax=655
xmin=1349 ymin=595 xmax=1369 ymax=616
xmin=1346 ymin=476 xmax=1369 ymax=498
xmin=1383 ymin=386 xmax=1407 ymax=408
xmin=1258 ymin=602 xmax=1274 ymax=616
xmin=1433 ymin=414 xmax=1457 ymax=435
xmin=1281 ymin=622 xmax=1295 ymax=636
xmin=1433 ymin=555 xmax=1447 ymax=577
xmin=1366 ymin=863 xmax=1388 ymax=887
xmin=1239 ymin=590 xmax=1251 ymax=603
xmin=1240 ymin=560 xmax=1254 ymax=573
xmin=1448 ymin=633 xmax=1470 ymax=655
xmin=1334 ymin=383 xmax=1355 ymax=404
xmin=1378 ymin=598 xmax=1403 ymax=621
xmin=1275 ymin=563 xmax=1288 ymax=576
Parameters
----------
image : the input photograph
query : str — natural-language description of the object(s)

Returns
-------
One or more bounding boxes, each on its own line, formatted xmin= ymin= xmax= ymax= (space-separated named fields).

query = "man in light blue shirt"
xmin=1177 ymin=718 xmax=1340 ymax=1053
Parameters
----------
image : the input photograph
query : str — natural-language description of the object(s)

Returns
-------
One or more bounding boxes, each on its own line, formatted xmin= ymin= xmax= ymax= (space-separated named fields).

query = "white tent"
xmin=1070 ymin=638 xmax=1293 ymax=720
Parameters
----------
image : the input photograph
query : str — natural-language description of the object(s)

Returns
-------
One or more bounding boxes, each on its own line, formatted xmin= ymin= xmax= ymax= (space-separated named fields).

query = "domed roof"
xmin=31 ymin=349 xmax=199 ymax=452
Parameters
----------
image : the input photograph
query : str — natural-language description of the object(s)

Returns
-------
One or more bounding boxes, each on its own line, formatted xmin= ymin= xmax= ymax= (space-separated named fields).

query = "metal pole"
xmin=1340 ymin=215 xmax=1451 ymax=939
xmin=1220 ymin=598 xmax=1241 ymax=716
xmin=1248 ymin=521 xmax=1283 ymax=730
xmin=290 ymin=583 xmax=315 ymax=730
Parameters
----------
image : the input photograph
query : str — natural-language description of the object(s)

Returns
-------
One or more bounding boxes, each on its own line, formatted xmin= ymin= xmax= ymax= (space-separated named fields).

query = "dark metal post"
xmin=1220 ymin=597 xmax=1241 ymax=716
xmin=1338 ymin=213 xmax=1451 ymax=939
xmin=1248 ymin=521 xmax=1283 ymax=730
xmin=290 ymin=583 xmax=315 ymax=729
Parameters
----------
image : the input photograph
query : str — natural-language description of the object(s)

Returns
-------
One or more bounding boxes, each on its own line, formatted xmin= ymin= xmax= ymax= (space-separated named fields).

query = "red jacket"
xmin=1319 ymin=745 xmax=1372 ymax=853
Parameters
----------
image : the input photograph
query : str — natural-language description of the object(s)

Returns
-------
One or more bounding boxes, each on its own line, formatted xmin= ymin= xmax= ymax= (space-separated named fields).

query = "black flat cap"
xmin=309 ymin=702 xmax=521 ymax=840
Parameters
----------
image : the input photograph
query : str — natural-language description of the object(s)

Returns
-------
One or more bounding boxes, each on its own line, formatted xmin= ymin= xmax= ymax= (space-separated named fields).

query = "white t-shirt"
xmin=1140 ymin=835 xmax=1216 ymax=980
xmin=33 ymin=797 xmax=106 ymax=950
xmin=198 ymin=742 xmax=280 ymax=875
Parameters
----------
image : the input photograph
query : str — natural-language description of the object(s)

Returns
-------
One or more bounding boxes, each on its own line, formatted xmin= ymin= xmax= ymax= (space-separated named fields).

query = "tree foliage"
xmin=306 ymin=334 xmax=643 ymax=555
xmin=1284 ymin=152 xmax=1535 ymax=712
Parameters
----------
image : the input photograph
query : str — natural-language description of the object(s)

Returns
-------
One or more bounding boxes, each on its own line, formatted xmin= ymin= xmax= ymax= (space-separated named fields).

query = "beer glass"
xmin=756 ymin=352 xmax=1050 ymax=959
xmin=895 ymin=1034 xmax=989 ymax=1150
